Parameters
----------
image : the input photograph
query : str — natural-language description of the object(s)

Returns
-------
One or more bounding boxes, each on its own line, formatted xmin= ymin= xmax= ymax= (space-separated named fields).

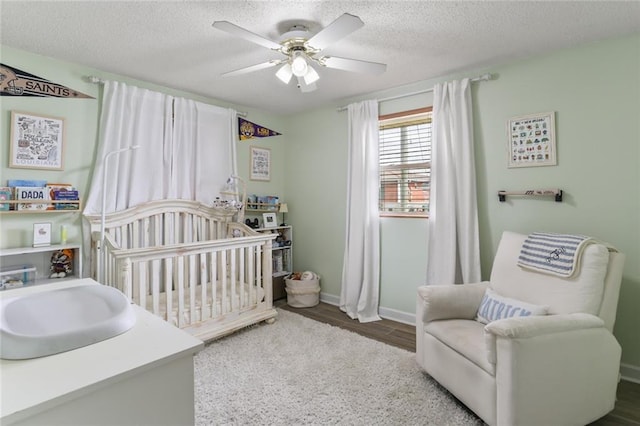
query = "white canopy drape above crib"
xmin=83 ymin=80 xmax=238 ymax=216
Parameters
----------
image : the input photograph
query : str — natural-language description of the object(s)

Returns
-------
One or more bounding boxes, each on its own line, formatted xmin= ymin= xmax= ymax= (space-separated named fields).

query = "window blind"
xmin=379 ymin=109 xmax=432 ymax=216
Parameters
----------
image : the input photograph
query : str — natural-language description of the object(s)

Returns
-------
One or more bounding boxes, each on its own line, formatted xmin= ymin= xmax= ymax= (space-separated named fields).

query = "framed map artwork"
xmin=10 ymin=111 xmax=65 ymax=170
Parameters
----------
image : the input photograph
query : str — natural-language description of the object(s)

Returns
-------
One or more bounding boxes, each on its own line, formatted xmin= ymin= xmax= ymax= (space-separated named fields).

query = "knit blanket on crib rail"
xmin=517 ymin=232 xmax=593 ymax=278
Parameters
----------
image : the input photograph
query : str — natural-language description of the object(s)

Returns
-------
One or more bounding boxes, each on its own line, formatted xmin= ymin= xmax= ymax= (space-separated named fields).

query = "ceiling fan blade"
xmin=212 ymin=21 xmax=282 ymax=51
xmin=306 ymin=13 xmax=364 ymax=51
xmin=222 ymin=60 xmax=284 ymax=77
xmin=297 ymin=76 xmax=317 ymax=93
xmin=322 ymin=56 xmax=387 ymax=75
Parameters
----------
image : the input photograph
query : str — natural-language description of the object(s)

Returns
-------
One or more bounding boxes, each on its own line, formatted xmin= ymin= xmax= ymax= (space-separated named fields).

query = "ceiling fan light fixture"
xmin=303 ymin=65 xmax=320 ymax=85
xmin=290 ymin=52 xmax=308 ymax=77
xmin=275 ymin=63 xmax=293 ymax=84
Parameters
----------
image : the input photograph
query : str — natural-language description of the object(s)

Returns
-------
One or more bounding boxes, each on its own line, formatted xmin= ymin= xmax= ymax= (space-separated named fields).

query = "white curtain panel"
xmin=426 ymin=78 xmax=481 ymax=285
xmin=170 ymin=98 xmax=237 ymax=203
xmin=340 ymin=100 xmax=381 ymax=323
xmin=83 ymin=81 xmax=172 ymax=215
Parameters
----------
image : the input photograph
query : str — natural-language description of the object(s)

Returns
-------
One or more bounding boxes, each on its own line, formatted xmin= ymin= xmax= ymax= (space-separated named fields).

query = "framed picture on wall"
xmin=10 ymin=111 xmax=66 ymax=170
xmin=507 ymin=111 xmax=556 ymax=168
xmin=250 ymin=146 xmax=271 ymax=181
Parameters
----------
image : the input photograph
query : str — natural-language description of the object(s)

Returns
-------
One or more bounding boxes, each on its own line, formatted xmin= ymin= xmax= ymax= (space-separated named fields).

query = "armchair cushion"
xmin=418 ymin=282 xmax=488 ymax=323
xmin=424 ymin=319 xmax=495 ymax=375
xmin=476 ymin=288 xmax=548 ymax=324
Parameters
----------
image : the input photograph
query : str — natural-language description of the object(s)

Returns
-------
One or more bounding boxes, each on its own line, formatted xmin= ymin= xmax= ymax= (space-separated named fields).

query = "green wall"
xmin=287 ymin=34 xmax=640 ymax=368
xmin=1 ymin=34 xmax=638 ymax=370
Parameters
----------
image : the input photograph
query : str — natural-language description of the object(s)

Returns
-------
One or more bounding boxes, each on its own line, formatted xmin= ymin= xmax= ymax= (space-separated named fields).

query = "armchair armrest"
xmin=484 ymin=312 xmax=605 ymax=339
xmin=486 ymin=312 xmax=620 ymax=425
xmin=417 ymin=282 xmax=489 ymax=323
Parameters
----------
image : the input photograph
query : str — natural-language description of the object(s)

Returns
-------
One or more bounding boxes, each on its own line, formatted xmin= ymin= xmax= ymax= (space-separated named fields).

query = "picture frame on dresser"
xmin=262 ymin=212 xmax=277 ymax=228
xmin=32 ymin=222 xmax=52 ymax=247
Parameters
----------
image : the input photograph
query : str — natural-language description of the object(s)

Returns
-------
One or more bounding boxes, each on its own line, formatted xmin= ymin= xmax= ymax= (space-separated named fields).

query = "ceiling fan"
xmin=212 ymin=13 xmax=387 ymax=92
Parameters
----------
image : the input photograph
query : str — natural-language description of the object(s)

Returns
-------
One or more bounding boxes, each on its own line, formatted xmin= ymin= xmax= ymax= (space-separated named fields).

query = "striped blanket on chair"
xmin=517 ymin=232 xmax=593 ymax=277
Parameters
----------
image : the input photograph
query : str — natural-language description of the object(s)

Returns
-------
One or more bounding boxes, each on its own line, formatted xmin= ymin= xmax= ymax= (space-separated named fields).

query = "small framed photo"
xmin=507 ymin=111 xmax=556 ymax=168
xmin=33 ymin=222 xmax=52 ymax=247
xmin=250 ymin=146 xmax=271 ymax=181
xmin=10 ymin=111 xmax=66 ymax=170
xmin=262 ymin=212 xmax=277 ymax=228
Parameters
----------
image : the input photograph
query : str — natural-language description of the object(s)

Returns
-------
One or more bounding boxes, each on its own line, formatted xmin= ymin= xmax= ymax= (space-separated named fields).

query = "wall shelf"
xmin=498 ymin=189 xmax=563 ymax=202
xmin=0 ymin=199 xmax=82 ymax=214
xmin=245 ymin=202 xmax=280 ymax=213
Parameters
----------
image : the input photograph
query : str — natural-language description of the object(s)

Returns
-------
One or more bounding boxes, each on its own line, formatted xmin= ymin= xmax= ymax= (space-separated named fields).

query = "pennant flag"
xmin=238 ymin=117 xmax=281 ymax=140
xmin=0 ymin=63 xmax=94 ymax=98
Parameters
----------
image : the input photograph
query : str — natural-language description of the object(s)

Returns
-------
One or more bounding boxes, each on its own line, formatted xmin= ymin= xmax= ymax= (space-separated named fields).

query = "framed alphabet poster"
xmin=250 ymin=146 xmax=271 ymax=181
xmin=507 ymin=111 xmax=556 ymax=168
xmin=10 ymin=111 xmax=65 ymax=170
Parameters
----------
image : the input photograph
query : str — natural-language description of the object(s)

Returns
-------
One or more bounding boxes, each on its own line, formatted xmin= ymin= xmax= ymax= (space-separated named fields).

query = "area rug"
xmin=194 ymin=309 xmax=482 ymax=425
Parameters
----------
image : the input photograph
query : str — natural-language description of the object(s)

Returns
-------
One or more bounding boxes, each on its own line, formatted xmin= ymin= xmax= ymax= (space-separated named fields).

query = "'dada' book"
xmin=16 ymin=186 xmax=50 ymax=211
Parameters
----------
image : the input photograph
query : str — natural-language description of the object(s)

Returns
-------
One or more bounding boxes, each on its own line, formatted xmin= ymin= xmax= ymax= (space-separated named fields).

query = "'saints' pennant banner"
xmin=238 ymin=117 xmax=281 ymax=140
xmin=0 ymin=63 xmax=94 ymax=98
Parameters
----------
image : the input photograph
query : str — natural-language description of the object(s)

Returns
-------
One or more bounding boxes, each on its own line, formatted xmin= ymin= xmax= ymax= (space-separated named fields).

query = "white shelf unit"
xmin=0 ymin=243 xmax=83 ymax=290
xmin=253 ymin=225 xmax=292 ymax=300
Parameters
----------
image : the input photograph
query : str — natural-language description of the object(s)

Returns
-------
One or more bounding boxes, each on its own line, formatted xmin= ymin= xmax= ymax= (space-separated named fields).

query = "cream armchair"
xmin=416 ymin=231 xmax=625 ymax=426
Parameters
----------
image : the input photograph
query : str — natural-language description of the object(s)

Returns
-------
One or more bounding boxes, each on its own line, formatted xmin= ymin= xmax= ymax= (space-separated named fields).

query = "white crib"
xmin=84 ymin=199 xmax=277 ymax=342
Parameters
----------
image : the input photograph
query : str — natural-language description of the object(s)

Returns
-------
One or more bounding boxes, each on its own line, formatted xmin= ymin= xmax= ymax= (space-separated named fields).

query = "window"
xmin=379 ymin=107 xmax=432 ymax=217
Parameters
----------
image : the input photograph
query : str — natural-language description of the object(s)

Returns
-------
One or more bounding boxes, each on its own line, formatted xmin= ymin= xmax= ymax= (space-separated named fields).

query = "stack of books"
xmin=47 ymin=183 xmax=79 ymax=210
xmin=1 ymin=180 xmax=80 ymax=211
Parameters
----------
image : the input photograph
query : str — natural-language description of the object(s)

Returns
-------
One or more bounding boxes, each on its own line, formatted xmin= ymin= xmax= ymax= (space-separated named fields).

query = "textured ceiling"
xmin=1 ymin=1 xmax=639 ymax=114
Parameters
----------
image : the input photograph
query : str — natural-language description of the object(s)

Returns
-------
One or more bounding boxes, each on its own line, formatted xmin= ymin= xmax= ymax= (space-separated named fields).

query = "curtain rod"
xmin=336 ymin=73 xmax=493 ymax=112
xmin=85 ymin=76 xmax=248 ymax=117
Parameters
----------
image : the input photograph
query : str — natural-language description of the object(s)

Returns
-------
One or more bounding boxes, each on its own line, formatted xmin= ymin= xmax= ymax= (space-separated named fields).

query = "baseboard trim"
xmin=378 ymin=306 xmax=416 ymax=325
xmin=319 ymin=292 xmax=340 ymax=306
xmin=319 ymin=292 xmax=416 ymax=325
xmin=620 ymin=363 xmax=640 ymax=384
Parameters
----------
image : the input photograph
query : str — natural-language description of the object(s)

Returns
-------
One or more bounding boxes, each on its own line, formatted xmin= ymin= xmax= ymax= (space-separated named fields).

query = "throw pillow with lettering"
xmin=476 ymin=288 xmax=548 ymax=324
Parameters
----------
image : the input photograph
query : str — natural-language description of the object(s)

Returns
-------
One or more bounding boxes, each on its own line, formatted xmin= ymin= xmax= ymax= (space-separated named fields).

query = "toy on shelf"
xmin=50 ymin=249 xmax=73 ymax=278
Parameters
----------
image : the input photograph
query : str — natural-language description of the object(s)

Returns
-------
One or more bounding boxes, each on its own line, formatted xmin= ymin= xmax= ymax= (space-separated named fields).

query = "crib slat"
xmin=163 ymin=212 xmax=172 ymax=245
xmin=119 ymin=225 xmax=128 ymax=250
xmin=220 ymin=250 xmax=227 ymax=314
xmin=177 ymin=256 xmax=185 ymax=327
xmin=151 ymin=259 xmax=160 ymax=315
xmin=164 ymin=257 xmax=173 ymax=324
xmin=189 ymin=253 xmax=197 ymax=324
xmin=248 ymin=245 xmax=255 ymax=306
xmin=210 ymin=249 xmax=218 ymax=317
xmin=230 ymin=248 xmax=237 ymax=311
xmin=137 ymin=259 xmax=147 ymax=310
xmin=200 ymin=253 xmax=208 ymax=321
xmin=239 ymin=246 xmax=245 ymax=308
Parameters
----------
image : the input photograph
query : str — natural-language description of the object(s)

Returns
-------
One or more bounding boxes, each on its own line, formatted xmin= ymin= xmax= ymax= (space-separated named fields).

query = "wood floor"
xmin=277 ymin=300 xmax=640 ymax=426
